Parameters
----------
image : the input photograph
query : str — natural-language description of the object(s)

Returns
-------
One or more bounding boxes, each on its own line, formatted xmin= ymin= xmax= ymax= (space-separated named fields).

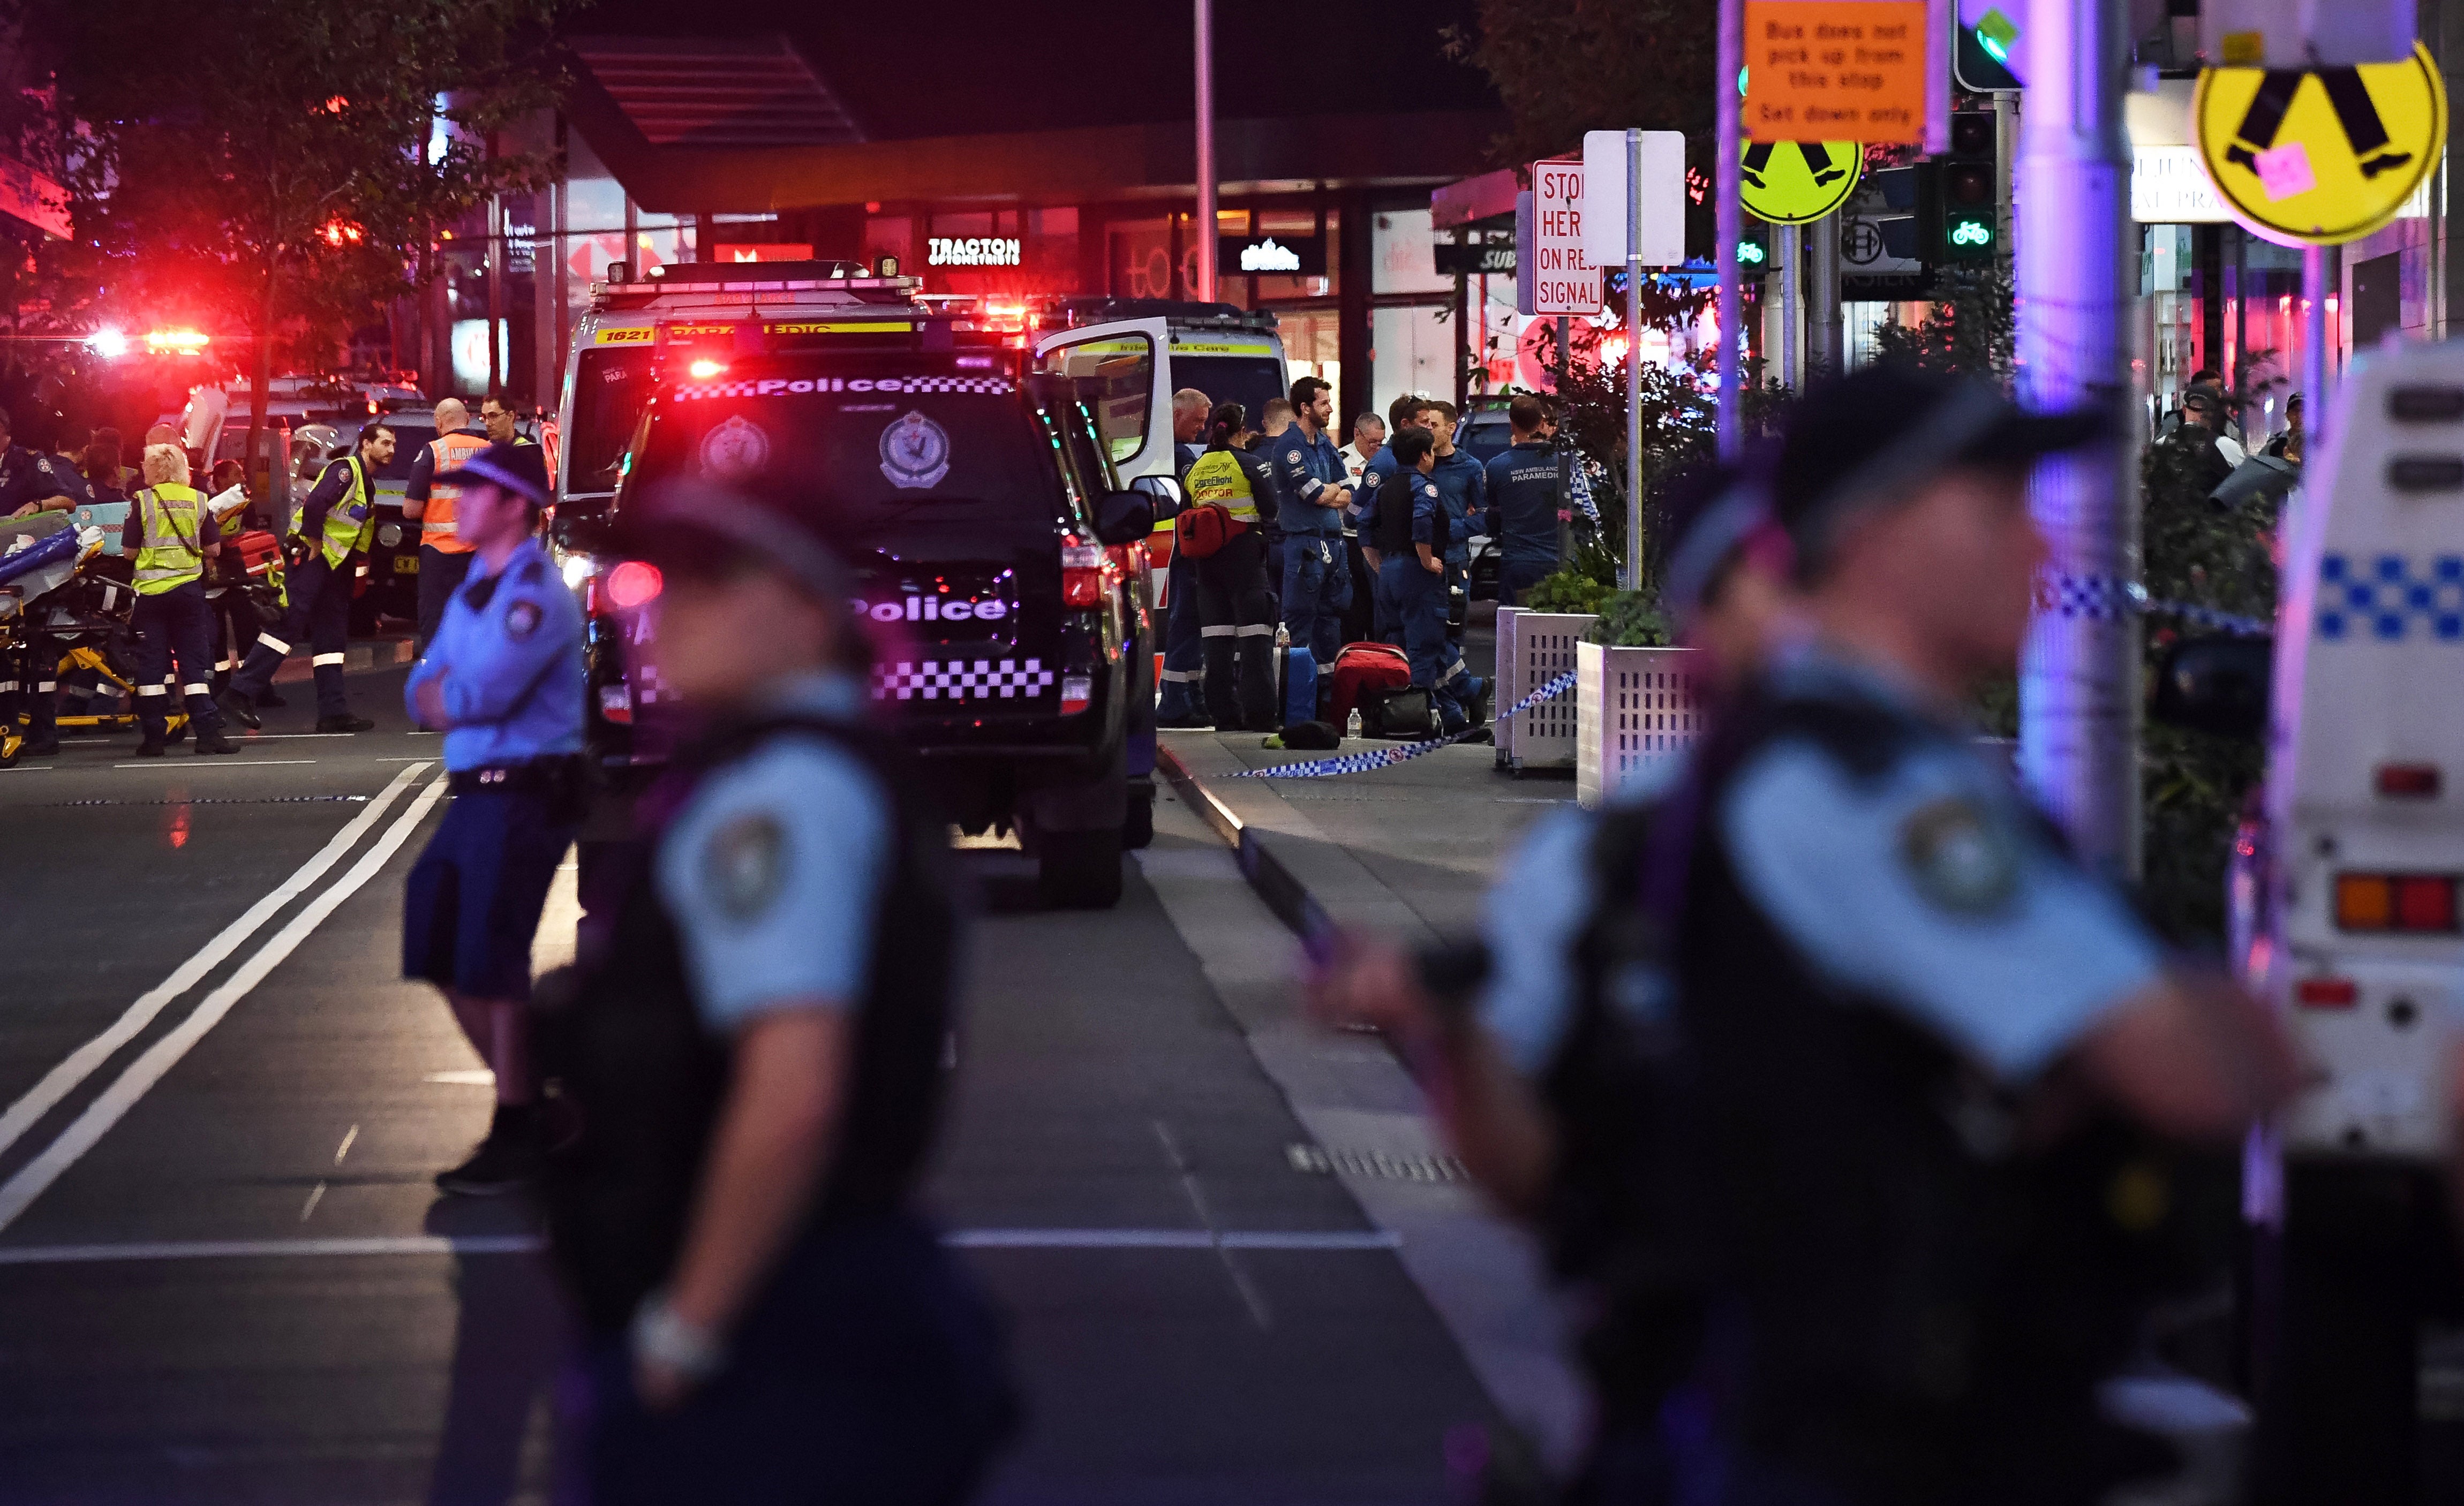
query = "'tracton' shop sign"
xmin=928 ymin=236 xmax=1023 ymax=267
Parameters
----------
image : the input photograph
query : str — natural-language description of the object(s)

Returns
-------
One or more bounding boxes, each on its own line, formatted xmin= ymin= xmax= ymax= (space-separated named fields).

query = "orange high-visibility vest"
xmin=418 ymin=431 xmax=489 ymax=554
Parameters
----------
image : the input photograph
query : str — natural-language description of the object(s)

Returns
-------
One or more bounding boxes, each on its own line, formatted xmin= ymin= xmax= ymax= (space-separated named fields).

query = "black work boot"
xmin=317 ymin=713 xmax=376 ymax=733
xmin=192 ymin=721 xmax=237 ymax=755
xmin=435 ymin=1106 xmax=541 ymax=1197
xmin=216 ymin=689 xmax=261 ymax=730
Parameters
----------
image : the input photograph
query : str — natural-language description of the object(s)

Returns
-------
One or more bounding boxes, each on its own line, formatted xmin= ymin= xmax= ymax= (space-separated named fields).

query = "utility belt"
xmin=449 ymin=754 xmax=588 ymax=819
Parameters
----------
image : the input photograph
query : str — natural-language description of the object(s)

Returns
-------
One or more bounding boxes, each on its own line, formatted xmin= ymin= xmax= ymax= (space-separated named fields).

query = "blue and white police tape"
xmin=2040 ymin=573 xmax=2272 ymax=638
xmin=1228 ymin=670 xmax=1581 ymax=779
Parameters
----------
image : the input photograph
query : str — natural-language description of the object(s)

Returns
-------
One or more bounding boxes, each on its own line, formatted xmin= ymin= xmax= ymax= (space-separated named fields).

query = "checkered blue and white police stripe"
xmin=871 ymin=658 xmax=1056 ymax=701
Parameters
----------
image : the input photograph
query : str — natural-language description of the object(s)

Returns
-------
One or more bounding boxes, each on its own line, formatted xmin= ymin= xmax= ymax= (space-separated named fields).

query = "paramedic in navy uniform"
xmin=401 ymin=442 xmax=584 ymax=1196
xmin=547 ymin=473 xmax=1016 ymax=1503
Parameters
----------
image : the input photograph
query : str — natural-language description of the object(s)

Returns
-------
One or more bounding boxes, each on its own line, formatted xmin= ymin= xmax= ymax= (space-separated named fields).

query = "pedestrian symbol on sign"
xmin=2195 ymin=43 xmax=2447 ymax=246
xmin=1739 ymin=140 xmax=1865 ymax=225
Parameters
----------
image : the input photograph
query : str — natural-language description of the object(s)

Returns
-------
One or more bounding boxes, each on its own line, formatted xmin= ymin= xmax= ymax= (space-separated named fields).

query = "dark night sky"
xmin=569 ymin=0 xmax=1498 ymax=139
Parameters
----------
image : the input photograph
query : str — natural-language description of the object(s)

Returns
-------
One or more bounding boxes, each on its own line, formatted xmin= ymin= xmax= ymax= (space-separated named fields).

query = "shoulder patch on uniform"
xmin=504 ymin=598 xmax=542 ymax=639
xmin=1285 ymin=448 xmax=1303 ymax=464
xmin=1899 ymin=797 xmax=2018 ymax=914
xmin=703 ymin=813 xmax=787 ymax=919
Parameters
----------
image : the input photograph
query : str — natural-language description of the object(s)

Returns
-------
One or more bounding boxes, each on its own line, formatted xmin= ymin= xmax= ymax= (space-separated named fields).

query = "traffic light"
xmin=1917 ymin=111 xmax=2000 ymax=264
xmin=1953 ymin=0 xmax=2025 ymax=91
xmin=1739 ymin=218 xmax=1770 ymax=273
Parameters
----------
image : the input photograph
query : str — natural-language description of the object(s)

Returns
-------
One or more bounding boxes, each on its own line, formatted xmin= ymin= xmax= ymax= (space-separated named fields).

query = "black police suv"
xmin=567 ymin=317 xmax=1154 ymax=910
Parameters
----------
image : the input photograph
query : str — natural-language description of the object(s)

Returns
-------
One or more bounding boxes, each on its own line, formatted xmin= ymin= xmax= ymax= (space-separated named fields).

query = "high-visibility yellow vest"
xmin=132 ymin=483 xmax=207 ymax=595
xmin=1183 ymin=449 xmax=1261 ymax=524
xmin=419 ymin=432 xmax=489 ymax=554
xmin=300 ymin=455 xmax=374 ymax=568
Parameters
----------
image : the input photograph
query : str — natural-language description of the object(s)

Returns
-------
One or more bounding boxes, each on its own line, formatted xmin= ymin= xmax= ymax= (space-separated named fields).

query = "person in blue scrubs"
xmin=1355 ymin=395 xmax=1436 ymax=644
xmin=1483 ymin=395 xmax=1565 ymax=604
xmin=402 ymin=442 xmax=584 ymax=1195
xmin=1271 ymin=375 xmax=1352 ymax=673
xmin=1423 ymin=401 xmax=1486 ymax=644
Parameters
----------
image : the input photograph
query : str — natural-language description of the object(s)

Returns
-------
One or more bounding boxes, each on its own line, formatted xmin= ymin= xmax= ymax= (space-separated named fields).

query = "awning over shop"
xmin=563 ymin=33 xmax=1501 ymax=214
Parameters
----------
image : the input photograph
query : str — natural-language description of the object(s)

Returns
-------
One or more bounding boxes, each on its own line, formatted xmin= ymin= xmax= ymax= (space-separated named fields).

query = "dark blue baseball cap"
xmin=1772 ymin=365 xmax=2108 ymax=575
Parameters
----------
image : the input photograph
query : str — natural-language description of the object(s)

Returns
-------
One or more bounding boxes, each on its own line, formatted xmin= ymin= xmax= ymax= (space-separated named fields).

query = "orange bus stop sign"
xmin=1744 ymin=0 xmax=1929 ymax=144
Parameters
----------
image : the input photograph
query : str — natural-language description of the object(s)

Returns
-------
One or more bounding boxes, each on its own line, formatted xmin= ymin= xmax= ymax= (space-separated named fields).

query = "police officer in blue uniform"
xmin=1483 ymin=395 xmax=1565 ymax=604
xmin=218 ymin=420 xmax=397 ymax=733
xmin=1353 ymin=395 xmax=1435 ymax=643
xmin=1644 ymin=369 xmax=2294 ymax=1503
xmin=402 ymin=442 xmax=583 ymax=1195
xmin=0 ymin=406 xmax=84 ymax=520
xmin=1272 ymin=375 xmax=1353 ymax=673
xmin=1370 ymin=427 xmax=1485 ymax=730
xmin=1310 ymin=462 xmax=1797 ymax=1501
xmin=544 ymin=474 xmax=1016 ymax=1503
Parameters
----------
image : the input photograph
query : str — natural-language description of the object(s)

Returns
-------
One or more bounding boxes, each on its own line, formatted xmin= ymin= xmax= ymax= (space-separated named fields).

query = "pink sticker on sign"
xmin=2253 ymin=142 xmax=2316 ymax=201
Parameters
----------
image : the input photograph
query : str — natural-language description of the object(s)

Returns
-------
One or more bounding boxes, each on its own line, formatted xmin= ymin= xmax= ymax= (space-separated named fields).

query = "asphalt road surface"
xmin=0 ymin=668 xmax=1503 ymax=1505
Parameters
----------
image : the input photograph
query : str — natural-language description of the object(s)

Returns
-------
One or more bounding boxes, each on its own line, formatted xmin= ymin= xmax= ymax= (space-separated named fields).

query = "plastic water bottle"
xmin=1345 ymin=707 xmax=1363 ymax=740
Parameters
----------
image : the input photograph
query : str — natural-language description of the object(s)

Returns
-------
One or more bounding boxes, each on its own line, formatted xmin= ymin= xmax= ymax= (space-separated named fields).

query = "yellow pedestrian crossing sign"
xmin=1740 ymin=140 xmax=1863 ymax=225
xmin=2195 ymin=43 xmax=2446 ymax=246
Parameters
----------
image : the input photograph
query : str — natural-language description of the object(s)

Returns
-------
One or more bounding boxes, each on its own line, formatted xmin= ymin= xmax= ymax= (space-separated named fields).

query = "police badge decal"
xmin=880 ymin=411 xmax=952 ymax=490
xmin=698 ymin=416 xmax=772 ymax=482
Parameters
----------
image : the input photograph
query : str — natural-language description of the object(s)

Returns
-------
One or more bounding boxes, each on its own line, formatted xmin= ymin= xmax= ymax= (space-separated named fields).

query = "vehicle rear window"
xmin=629 ymin=358 xmax=1062 ymax=538
xmin=1169 ymin=352 xmax=1283 ymax=430
xmin=568 ymin=345 xmax=657 ymax=494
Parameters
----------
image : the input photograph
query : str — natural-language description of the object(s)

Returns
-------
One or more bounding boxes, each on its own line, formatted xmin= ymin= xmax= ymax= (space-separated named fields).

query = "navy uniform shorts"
xmin=403 ymin=787 xmax=578 ymax=999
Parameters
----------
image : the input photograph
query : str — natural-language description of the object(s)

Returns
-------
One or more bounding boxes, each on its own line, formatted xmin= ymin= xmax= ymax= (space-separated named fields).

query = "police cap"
xmin=434 ymin=441 xmax=549 ymax=508
xmin=607 ymin=474 xmax=852 ymax=604
xmin=1771 ymin=365 xmax=2106 ymax=577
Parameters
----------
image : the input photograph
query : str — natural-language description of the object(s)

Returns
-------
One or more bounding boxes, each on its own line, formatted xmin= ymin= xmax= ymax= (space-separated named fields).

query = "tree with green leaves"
xmin=29 ymin=0 xmax=569 ymax=467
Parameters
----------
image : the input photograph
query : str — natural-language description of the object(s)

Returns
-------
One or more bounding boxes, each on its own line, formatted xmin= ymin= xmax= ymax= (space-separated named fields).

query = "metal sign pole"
xmin=2015 ymin=0 xmax=2138 ymax=875
xmin=1715 ymin=0 xmax=1744 ymax=458
xmin=1624 ymin=127 xmax=1644 ymax=592
xmin=1556 ymin=313 xmax=1573 ymax=566
xmin=2303 ymin=245 xmax=2329 ymax=451
xmin=1193 ymin=0 xmax=1217 ymax=301
xmin=1780 ymin=223 xmax=1800 ymax=389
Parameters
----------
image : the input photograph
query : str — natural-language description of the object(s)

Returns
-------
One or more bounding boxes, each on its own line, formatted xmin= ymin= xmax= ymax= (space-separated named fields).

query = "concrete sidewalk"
xmin=1156 ymin=728 xmax=1569 ymax=947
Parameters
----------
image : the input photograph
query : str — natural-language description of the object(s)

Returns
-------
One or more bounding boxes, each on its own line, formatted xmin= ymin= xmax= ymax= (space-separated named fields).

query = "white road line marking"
xmin=235 ymin=733 xmax=356 ymax=739
xmin=372 ymin=756 xmax=432 ymax=762
xmin=0 ymin=776 xmax=450 ymax=1233
xmin=0 ymin=766 xmax=53 ymax=773
xmin=0 ymin=764 xmax=432 ymax=1164
xmin=0 ymin=1229 xmax=1403 ymax=1266
xmin=110 ymin=760 xmax=316 ymax=769
xmin=297 ymin=1183 xmax=325 ymax=1222
xmin=424 ymin=1070 xmax=495 ymax=1086
xmin=333 ymin=1124 xmax=358 ymax=1164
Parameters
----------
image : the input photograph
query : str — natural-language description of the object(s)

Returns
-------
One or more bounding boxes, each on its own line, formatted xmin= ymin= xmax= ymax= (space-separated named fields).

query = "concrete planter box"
xmin=1493 ymin=608 xmax=1596 ymax=773
xmin=1576 ymin=640 xmax=1706 ymax=808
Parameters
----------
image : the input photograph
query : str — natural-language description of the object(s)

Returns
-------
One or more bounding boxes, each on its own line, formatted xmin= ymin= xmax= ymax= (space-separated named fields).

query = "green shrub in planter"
xmin=1521 ymin=569 xmax=1610 ymax=615
xmin=1581 ymin=588 xmax=1672 ymax=648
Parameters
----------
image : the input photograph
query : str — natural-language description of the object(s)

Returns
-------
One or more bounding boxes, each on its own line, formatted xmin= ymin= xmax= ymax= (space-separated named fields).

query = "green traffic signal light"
xmin=1949 ymin=218 xmax=1994 ymax=249
xmin=1739 ymin=238 xmax=1767 ymax=266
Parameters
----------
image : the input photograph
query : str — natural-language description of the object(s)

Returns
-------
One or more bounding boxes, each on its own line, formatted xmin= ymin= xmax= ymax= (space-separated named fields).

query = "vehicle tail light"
xmin=1061 ymin=674 xmax=1092 ymax=714
xmin=2335 ymin=872 xmax=2461 ymax=933
xmin=2377 ymin=763 xmax=2443 ymax=798
xmin=2296 ymin=977 xmax=2359 ymax=1008
xmin=1061 ymin=538 xmax=1105 ymax=608
xmin=606 ymin=560 xmax=662 ymax=610
xmin=598 ymin=683 xmax=633 ymax=725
